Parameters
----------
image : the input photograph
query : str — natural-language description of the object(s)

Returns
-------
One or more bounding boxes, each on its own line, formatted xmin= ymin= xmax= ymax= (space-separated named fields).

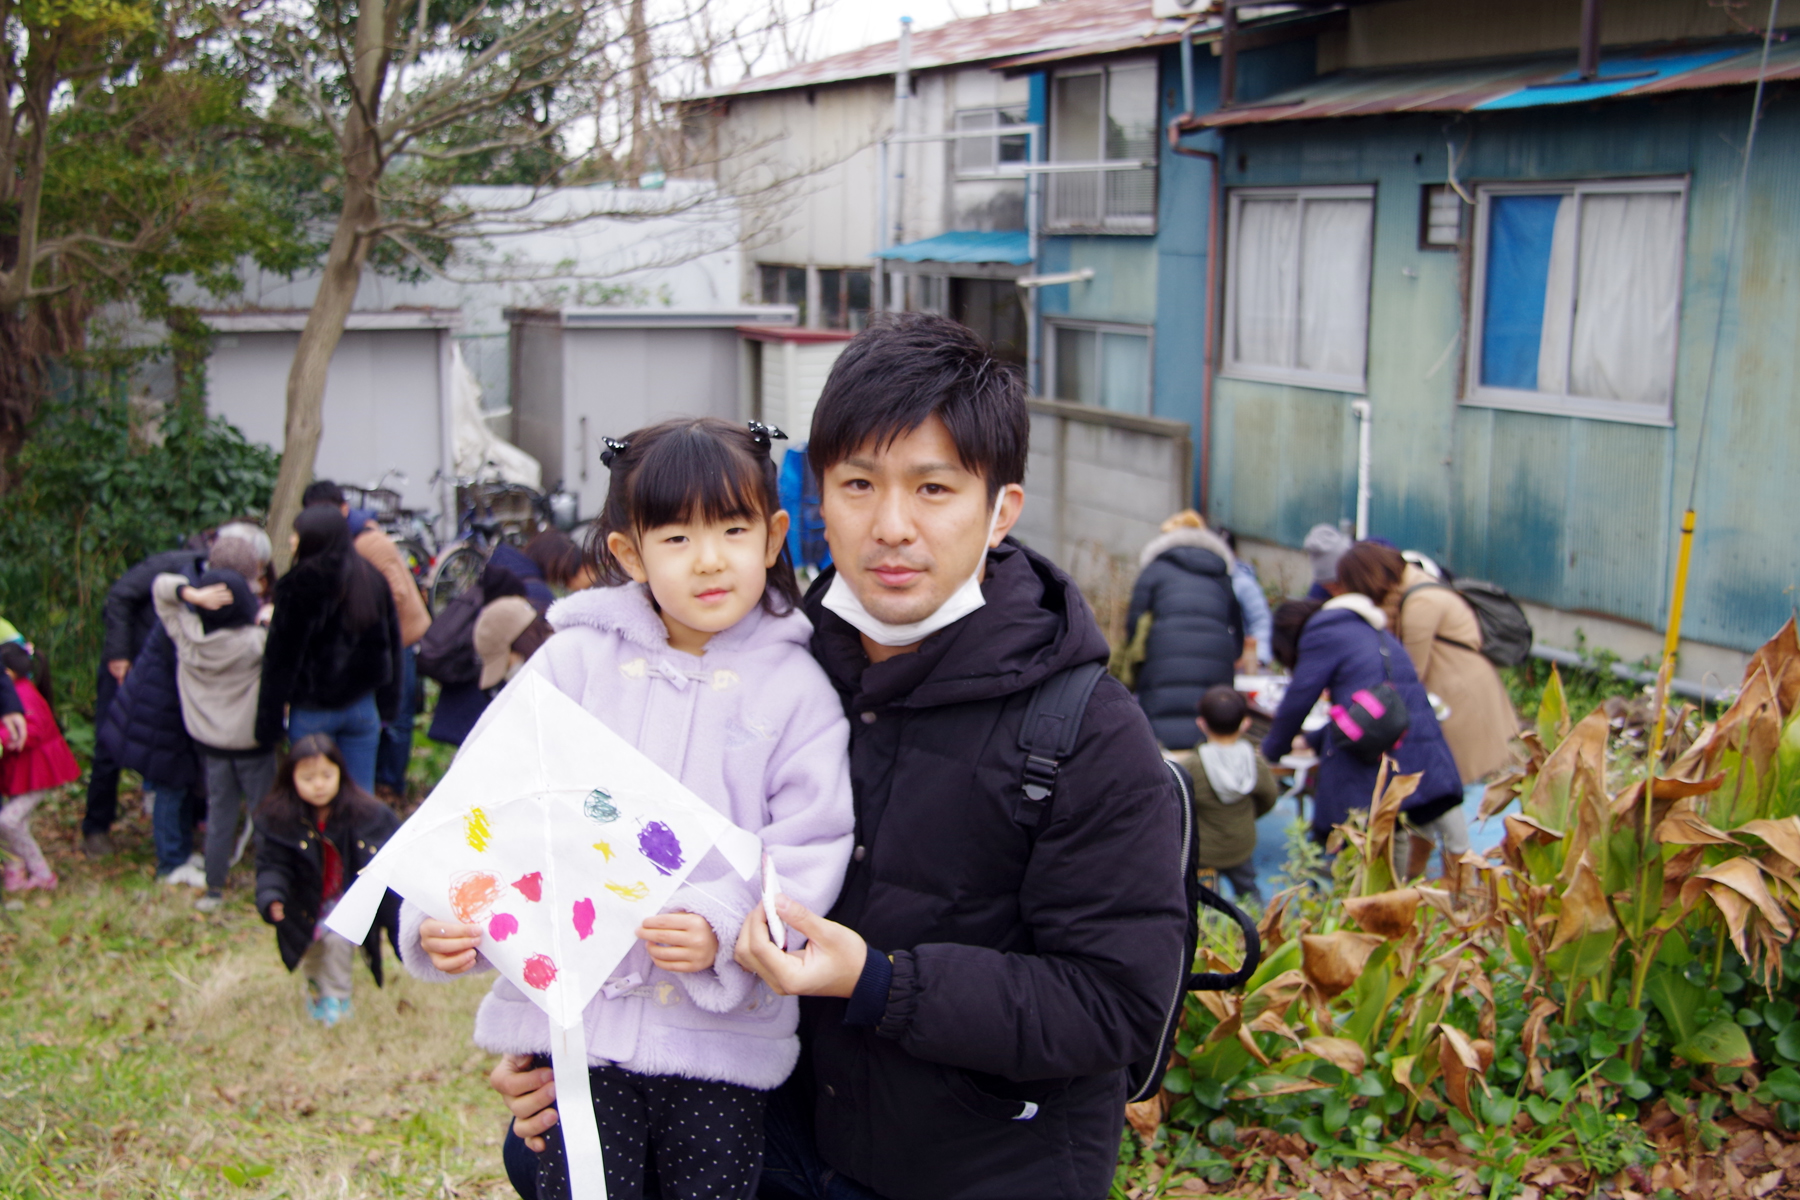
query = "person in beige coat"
xmin=1337 ymin=542 xmax=1518 ymax=876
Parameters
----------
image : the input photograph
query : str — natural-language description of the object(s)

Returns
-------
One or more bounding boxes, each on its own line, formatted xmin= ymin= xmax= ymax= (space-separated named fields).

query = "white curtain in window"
xmin=1233 ymin=199 xmax=1298 ymax=369
xmin=1297 ymin=199 xmax=1372 ymax=379
xmin=1535 ymin=196 xmax=1576 ymax=394
xmin=1570 ymin=192 xmax=1684 ymax=404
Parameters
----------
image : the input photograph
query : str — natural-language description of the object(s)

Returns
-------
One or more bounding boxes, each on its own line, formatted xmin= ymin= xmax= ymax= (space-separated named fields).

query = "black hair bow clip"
xmin=600 ymin=437 xmax=630 ymax=468
xmin=746 ymin=421 xmax=788 ymax=451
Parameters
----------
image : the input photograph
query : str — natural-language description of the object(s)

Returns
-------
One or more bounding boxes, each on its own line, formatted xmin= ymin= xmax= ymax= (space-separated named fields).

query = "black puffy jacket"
xmin=101 ymin=549 xmax=210 ymax=666
xmin=97 ymin=624 xmax=201 ymax=790
xmin=1125 ymin=527 xmax=1243 ymax=750
xmin=256 ymin=562 xmax=403 ymax=746
xmin=254 ymin=796 xmax=401 ymax=981
xmin=800 ymin=540 xmax=1189 ymax=1200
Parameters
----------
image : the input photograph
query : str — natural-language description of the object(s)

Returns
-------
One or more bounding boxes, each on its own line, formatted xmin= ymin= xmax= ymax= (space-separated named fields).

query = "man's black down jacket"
xmin=254 ymin=797 xmax=401 ymax=982
xmin=102 ymin=549 xmax=209 ymax=666
xmin=1125 ymin=527 xmax=1243 ymax=750
xmin=799 ymin=540 xmax=1190 ymax=1200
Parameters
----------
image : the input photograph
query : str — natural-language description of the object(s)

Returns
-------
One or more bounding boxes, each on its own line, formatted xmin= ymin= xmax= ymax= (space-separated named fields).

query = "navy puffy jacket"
xmin=1125 ymin=527 xmax=1243 ymax=749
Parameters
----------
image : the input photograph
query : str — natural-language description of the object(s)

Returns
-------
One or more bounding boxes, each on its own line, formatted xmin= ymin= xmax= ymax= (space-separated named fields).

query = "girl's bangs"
xmin=626 ymin=428 xmax=770 ymax=531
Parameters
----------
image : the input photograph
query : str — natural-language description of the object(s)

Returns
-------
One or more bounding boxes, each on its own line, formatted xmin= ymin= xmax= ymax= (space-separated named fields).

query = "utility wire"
xmin=1687 ymin=0 xmax=1782 ymax=512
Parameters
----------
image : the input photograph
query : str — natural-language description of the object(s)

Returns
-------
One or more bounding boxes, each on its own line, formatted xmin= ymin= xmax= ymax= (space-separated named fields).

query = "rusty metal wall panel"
xmin=1207 ymin=92 xmax=1800 ymax=652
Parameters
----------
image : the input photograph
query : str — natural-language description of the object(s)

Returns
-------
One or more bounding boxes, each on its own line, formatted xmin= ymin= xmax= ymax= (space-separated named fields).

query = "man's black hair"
xmin=302 ymin=479 xmax=346 ymax=508
xmin=1198 ymin=685 xmax=1248 ymax=736
xmin=807 ymin=311 xmax=1027 ymax=501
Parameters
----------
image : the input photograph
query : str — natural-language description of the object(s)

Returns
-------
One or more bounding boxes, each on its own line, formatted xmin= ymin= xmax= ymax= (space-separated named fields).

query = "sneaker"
xmin=2 ymin=863 xmax=25 ymax=892
xmin=24 ymin=870 xmax=56 ymax=892
xmin=305 ymin=996 xmax=329 ymax=1023
xmin=307 ymin=996 xmax=351 ymax=1027
xmin=161 ymin=863 xmax=205 ymax=888
xmin=81 ymin=830 xmax=114 ymax=859
xmin=185 ymin=851 xmax=205 ymax=872
xmin=195 ymin=890 xmax=225 ymax=913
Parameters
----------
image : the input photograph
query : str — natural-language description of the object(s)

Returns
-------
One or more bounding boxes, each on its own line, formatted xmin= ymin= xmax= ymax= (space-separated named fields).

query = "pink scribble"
xmin=572 ymin=898 xmax=596 ymax=940
xmin=488 ymin=913 xmax=519 ymax=942
xmin=512 ymin=872 xmax=543 ymax=902
xmin=523 ymin=954 xmax=558 ymax=990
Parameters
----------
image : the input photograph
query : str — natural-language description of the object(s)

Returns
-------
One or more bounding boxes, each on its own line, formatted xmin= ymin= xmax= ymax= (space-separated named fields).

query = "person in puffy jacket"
xmin=1125 ymin=512 xmax=1244 ymax=750
xmin=257 ymin=507 xmax=402 ymax=791
xmin=0 ymin=642 xmax=80 ymax=892
xmin=1262 ymin=594 xmax=1464 ymax=844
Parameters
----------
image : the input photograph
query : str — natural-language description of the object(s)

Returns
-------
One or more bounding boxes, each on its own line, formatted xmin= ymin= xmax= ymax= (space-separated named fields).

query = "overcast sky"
xmin=802 ymin=0 xmax=1042 ymax=60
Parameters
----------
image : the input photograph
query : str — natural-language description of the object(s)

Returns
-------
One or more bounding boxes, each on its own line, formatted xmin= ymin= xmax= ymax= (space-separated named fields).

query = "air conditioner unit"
xmin=1152 ymin=0 xmax=1211 ymax=18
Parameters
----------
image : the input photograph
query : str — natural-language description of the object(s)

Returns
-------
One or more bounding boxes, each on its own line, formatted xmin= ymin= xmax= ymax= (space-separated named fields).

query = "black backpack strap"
xmin=1189 ymin=884 xmax=1262 ymax=991
xmin=1014 ymin=662 xmax=1108 ymax=831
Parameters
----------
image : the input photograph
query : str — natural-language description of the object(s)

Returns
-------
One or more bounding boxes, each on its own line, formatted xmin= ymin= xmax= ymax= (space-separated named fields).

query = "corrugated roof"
xmin=873 ymin=230 xmax=1033 ymax=265
xmin=1192 ymin=38 xmax=1800 ymax=126
xmin=693 ymin=0 xmax=1189 ymax=99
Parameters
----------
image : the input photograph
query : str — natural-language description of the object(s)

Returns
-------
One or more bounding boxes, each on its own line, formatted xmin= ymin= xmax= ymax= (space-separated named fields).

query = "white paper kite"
xmin=327 ymin=670 xmax=764 ymax=1200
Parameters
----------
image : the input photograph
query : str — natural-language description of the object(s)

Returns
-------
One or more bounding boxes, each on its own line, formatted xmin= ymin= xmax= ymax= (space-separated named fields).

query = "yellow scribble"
xmin=464 ymin=807 xmax=492 ymax=852
xmin=605 ymin=880 xmax=650 ymax=902
xmin=655 ymin=982 xmax=680 ymax=1006
xmin=592 ymin=840 xmax=615 ymax=861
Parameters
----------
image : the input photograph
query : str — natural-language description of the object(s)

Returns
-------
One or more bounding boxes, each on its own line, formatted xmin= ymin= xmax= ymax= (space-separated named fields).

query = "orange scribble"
xmin=449 ymin=871 xmax=503 ymax=922
xmin=605 ymin=880 xmax=650 ymax=902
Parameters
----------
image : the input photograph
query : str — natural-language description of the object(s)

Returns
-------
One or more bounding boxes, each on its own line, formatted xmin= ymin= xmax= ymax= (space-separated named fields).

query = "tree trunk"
xmin=266 ymin=0 xmax=389 ymax=571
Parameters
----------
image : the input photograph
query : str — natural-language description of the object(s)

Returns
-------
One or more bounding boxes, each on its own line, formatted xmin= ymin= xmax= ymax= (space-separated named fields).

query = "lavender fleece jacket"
xmin=400 ymin=584 xmax=854 ymax=1090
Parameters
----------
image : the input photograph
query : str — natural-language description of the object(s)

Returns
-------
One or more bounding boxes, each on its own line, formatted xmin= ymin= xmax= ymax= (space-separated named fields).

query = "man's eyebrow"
xmin=906 ymin=461 xmax=963 ymax=477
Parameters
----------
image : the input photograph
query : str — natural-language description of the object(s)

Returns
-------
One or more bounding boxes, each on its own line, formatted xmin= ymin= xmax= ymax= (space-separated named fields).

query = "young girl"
xmin=410 ymin=417 xmax=854 ymax=1200
xmin=253 ymin=734 xmax=401 ymax=1026
xmin=0 ymin=642 xmax=80 ymax=892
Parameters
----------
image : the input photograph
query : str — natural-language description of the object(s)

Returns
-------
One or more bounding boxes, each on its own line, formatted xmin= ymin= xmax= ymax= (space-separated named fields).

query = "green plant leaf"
xmin=1162 ymin=1066 xmax=1192 ymax=1095
xmin=1673 ymin=1020 xmax=1755 ymax=1067
xmin=1765 ymin=1066 xmax=1800 ymax=1105
xmin=1323 ymin=1092 xmax=1349 ymax=1133
xmin=1776 ymin=1024 xmax=1800 ymax=1064
xmin=1525 ymin=1094 xmax=1560 ymax=1125
xmin=1644 ymin=964 xmax=1707 ymax=1047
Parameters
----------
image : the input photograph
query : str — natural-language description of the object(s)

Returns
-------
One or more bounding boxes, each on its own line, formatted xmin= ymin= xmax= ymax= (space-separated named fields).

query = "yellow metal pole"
xmin=1649 ymin=508 xmax=1698 ymax=761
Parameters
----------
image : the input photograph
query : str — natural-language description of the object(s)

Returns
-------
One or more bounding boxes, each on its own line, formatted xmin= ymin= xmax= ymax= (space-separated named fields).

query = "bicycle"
xmin=426 ymin=469 xmax=546 ymax=613
xmin=346 ymin=469 xmax=438 ymax=587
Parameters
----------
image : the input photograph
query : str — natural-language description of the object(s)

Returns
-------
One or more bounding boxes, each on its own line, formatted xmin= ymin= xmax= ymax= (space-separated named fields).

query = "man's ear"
xmin=764 ymin=508 xmax=792 ymax=568
xmin=605 ymin=530 xmax=649 ymax=584
xmin=989 ymin=483 xmax=1026 ymax=547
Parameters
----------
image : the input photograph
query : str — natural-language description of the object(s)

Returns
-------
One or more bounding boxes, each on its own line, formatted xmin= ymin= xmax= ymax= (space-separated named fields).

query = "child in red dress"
xmin=0 ymin=642 xmax=81 ymax=891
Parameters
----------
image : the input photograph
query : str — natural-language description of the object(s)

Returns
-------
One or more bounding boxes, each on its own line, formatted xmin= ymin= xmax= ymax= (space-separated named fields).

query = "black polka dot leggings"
xmin=534 ymin=1064 xmax=768 ymax=1200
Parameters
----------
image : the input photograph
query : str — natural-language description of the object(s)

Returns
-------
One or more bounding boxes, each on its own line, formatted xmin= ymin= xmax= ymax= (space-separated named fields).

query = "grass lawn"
xmin=0 ymin=783 xmax=517 ymax=1200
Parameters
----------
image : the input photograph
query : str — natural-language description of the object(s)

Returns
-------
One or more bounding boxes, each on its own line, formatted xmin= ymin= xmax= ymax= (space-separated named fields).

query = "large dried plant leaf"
xmin=1548 ymin=854 xmax=1617 ymax=952
xmin=1300 ymin=931 xmax=1386 ymax=1000
xmin=1344 ymin=888 xmax=1421 ymax=939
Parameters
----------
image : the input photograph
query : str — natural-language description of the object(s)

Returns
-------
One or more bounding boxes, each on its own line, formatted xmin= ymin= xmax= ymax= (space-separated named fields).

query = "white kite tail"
xmin=552 ymin=1018 xmax=608 ymax=1200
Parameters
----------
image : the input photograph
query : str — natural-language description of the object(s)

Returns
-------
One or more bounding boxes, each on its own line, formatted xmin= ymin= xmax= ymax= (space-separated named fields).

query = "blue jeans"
xmin=376 ymin=647 xmax=419 ymax=793
xmin=148 ymin=779 xmax=195 ymax=874
xmin=289 ymin=693 xmax=381 ymax=794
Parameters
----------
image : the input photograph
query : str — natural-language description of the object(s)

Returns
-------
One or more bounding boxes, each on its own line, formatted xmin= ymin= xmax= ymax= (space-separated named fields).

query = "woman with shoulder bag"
xmin=1261 ymin=593 xmax=1463 ymax=850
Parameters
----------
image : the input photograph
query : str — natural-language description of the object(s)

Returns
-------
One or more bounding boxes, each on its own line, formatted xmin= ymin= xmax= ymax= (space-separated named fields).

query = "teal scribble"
xmin=584 ymin=788 xmax=620 ymax=823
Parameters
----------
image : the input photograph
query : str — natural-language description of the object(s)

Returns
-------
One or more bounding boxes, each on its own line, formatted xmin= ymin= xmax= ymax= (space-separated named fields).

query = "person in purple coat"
xmin=1262 ymin=593 xmax=1464 ymax=844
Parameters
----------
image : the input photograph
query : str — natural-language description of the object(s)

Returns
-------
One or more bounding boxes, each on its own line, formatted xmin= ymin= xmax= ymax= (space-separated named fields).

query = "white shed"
xmin=738 ymin=325 xmax=855 ymax=459
xmin=507 ymin=307 xmax=797 ymax=519
xmin=202 ymin=309 xmax=461 ymax=536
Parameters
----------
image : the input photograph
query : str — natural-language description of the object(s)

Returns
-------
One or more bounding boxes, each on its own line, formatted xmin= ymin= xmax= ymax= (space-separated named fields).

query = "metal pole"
xmin=1026 ymin=126 xmax=1040 ymax=395
xmin=1351 ymin=400 xmax=1372 ymax=540
xmin=1220 ymin=2 xmax=1239 ymax=108
xmin=893 ymin=16 xmax=912 ymax=249
xmin=875 ymin=139 xmax=889 ymax=311
xmin=1578 ymin=0 xmax=1604 ymax=81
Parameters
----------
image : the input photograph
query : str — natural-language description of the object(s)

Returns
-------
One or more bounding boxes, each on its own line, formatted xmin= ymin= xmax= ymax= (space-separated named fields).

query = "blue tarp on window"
xmin=1480 ymin=194 xmax=1563 ymax=390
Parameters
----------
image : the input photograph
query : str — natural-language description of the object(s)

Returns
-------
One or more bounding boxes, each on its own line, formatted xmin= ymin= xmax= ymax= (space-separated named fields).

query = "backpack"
xmin=1404 ymin=579 xmax=1534 ymax=668
xmin=1014 ymin=663 xmax=1262 ymax=1104
xmin=415 ymin=584 xmax=485 ymax=685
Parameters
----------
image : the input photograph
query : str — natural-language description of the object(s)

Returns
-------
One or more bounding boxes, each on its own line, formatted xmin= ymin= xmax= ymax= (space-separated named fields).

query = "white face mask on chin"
xmin=821 ymin=495 xmax=1006 ymax=649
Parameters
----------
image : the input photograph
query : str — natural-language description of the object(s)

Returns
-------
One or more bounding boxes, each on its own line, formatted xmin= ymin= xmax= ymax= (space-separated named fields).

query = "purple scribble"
xmin=638 ymin=822 xmax=684 ymax=876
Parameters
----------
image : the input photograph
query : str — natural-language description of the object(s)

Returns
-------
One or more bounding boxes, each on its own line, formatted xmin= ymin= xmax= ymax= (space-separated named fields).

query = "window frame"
xmin=1220 ymin=184 xmax=1376 ymax=394
xmin=1463 ymin=175 xmax=1688 ymax=427
xmin=953 ymin=106 xmax=1030 ymax=178
xmin=1045 ymin=318 xmax=1156 ymax=415
xmin=1044 ymin=59 xmax=1159 ymax=236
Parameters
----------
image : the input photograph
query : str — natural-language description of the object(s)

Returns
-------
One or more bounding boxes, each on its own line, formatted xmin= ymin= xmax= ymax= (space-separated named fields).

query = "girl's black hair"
xmin=291 ymin=506 xmax=388 ymax=630
xmin=255 ymin=733 xmax=382 ymax=835
xmin=1271 ymin=598 xmax=1325 ymax=670
xmin=586 ymin=417 xmax=801 ymax=614
xmin=0 ymin=642 xmax=52 ymax=715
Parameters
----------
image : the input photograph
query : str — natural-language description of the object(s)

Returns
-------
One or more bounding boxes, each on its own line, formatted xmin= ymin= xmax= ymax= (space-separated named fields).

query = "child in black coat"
xmin=253 ymin=733 xmax=401 ymax=1025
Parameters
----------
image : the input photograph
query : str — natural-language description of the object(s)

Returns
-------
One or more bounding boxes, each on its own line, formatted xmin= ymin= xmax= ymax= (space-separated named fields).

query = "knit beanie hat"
xmin=1303 ymin=524 xmax=1354 ymax=585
